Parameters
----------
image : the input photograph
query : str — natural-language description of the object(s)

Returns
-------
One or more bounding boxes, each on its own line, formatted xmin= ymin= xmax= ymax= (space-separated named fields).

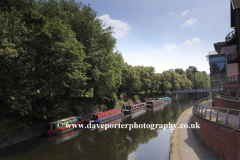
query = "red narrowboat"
xmin=90 ymin=109 xmax=123 ymax=123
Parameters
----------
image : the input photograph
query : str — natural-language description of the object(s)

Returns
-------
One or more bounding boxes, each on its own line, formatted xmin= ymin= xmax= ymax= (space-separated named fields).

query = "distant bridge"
xmin=171 ymin=89 xmax=211 ymax=94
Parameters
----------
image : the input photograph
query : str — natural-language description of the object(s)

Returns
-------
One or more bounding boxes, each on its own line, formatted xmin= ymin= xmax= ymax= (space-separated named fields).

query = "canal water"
xmin=0 ymin=94 xmax=207 ymax=160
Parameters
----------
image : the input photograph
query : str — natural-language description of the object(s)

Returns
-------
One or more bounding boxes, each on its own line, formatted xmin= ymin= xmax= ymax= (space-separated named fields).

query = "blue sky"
xmin=78 ymin=0 xmax=232 ymax=74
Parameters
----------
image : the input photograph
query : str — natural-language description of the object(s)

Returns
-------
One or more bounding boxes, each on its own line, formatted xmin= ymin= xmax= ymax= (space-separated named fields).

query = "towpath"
xmin=178 ymin=100 xmax=220 ymax=160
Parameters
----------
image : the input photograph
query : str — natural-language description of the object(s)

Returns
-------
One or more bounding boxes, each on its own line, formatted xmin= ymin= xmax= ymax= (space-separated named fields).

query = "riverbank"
xmin=170 ymin=100 xmax=219 ymax=160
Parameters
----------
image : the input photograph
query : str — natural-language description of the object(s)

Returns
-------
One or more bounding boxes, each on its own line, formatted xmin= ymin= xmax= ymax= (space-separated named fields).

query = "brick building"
xmin=207 ymin=0 xmax=240 ymax=102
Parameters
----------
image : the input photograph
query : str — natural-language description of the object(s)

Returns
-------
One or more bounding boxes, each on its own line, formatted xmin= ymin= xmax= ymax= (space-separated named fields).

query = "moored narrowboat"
xmin=146 ymin=99 xmax=164 ymax=108
xmin=156 ymin=97 xmax=171 ymax=102
xmin=163 ymin=97 xmax=171 ymax=102
xmin=90 ymin=109 xmax=123 ymax=123
xmin=44 ymin=116 xmax=84 ymax=135
xmin=122 ymin=102 xmax=146 ymax=114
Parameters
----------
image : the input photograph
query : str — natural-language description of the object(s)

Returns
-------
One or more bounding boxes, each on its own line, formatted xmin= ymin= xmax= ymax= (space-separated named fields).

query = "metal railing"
xmin=217 ymin=95 xmax=240 ymax=102
xmin=193 ymin=96 xmax=240 ymax=129
xmin=211 ymin=88 xmax=224 ymax=91
xmin=206 ymin=51 xmax=220 ymax=62
xmin=223 ymin=87 xmax=240 ymax=97
xmin=208 ymin=51 xmax=218 ymax=55
xmin=227 ymin=51 xmax=240 ymax=64
xmin=171 ymin=89 xmax=211 ymax=94
xmin=225 ymin=30 xmax=237 ymax=43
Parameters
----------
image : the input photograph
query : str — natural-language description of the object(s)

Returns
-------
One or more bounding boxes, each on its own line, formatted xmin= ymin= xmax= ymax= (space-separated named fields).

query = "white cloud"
xmin=142 ymin=46 xmax=146 ymax=49
xmin=192 ymin=38 xmax=200 ymax=43
xmin=182 ymin=40 xmax=192 ymax=46
xmin=181 ymin=10 xmax=189 ymax=16
xmin=98 ymin=14 xmax=131 ymax=38
xmin=181 ymin=17 xmax=197 ymax=26
xmin=182 ymin=38 xmax=200 ymax=46
xmin=165 ymin=38 xmax=200 ymax=51
xmin=165 ymin=44 xmax=177 ymax=51
xmin=167 ymin=12 xmax=175 ymax=17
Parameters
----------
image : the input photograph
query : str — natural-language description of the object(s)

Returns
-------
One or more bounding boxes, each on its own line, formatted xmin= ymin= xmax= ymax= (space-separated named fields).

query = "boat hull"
xmin=147 ymin=101 xmax=164 ymax=108
xmin=91 ymin=112 xmax=123 ymax=124
xmin=124 ymin=106 xmax=146 ymax=114
xmin=44 ymin=118 xmax=84 ymax=136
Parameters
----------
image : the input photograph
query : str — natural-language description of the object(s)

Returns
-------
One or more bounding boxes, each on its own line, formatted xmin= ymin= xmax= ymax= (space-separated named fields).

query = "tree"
xmin=150 ymin=73 xmax=161 ymax=93
xmin=0 ymin=0 xmax=35 ymax=13
xmin=185 ymin=66 xmax=210 ymax=89
xmin=159 ymin=76 xmax=171 ymax=96
xmin=134 ymin=66 xmax=151 ymax=94
xmin=60 ymin=1 xmax=122 ymax=101
xmin=186 ymin=66 xmax=198 ymax=80
xmin=0 ymin=1 xmax=90 ymax=120
xmin=119 ymin=63 xmax=141 ymax=97
xmin=175 ymin=68 xmax=185 ymax=75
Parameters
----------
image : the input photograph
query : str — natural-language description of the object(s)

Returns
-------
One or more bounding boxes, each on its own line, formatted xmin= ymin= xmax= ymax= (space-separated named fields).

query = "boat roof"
xmin=126 ymin=102 xmax=145 ymax=107
xmin=164 ymin=97 xmax=171 ymax=100
xmin=156 ymin=97 xmax=171 ymax=100
xmin=94 ymin=109 xmax=121 ymax=116
xmin=48 ymin=116 xmax=78 ymax=124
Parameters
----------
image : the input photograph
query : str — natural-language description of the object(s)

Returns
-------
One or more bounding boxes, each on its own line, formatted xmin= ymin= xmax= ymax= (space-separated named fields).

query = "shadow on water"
xmin=0 ymin=93 xmax=207 ymax=160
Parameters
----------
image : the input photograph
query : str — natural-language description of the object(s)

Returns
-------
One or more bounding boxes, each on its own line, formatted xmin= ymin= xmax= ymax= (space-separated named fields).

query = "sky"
xmin=78 ymin=0 xmax=233 ymax=74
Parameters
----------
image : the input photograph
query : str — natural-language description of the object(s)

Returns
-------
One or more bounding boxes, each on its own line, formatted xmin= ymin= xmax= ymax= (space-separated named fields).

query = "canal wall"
xmin=215 ymin=96 xmax=240 ymax=114
xmin=0 ymin=123 xmax=46 ymax=149
xmin=192 ymin=111 xmax=240 ymax=160
xmin=0 ymin=108 xmax=103 ymax=149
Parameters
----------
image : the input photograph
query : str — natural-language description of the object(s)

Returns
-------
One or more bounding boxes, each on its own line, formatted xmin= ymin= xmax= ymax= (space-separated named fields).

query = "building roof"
xmin=231 ymin=0 xmax=240 ymax=10
xmin=214 ymin=42 xmax=227 ymax=54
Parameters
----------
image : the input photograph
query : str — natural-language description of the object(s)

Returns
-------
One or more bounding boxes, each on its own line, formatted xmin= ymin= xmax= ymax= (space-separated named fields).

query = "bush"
xmin=116 ymin=100 xmax=127 ymax=106
xmin=133 ymin=95 xmax=139 ymax=103
xmin=127 ymin=99 xmax=133 ymax=104
xmin=95 ymin=104 xmax=107 ymax=111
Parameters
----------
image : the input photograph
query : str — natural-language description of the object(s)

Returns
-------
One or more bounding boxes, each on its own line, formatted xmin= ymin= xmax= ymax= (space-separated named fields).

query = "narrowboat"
xmin=146 ymin=99 xmax=164 ymax=108
xmin=90 ymin=109 xmax=123 ymax=123
xmin=163 ymin=97 xmax=171 ymax=102
xmin=44 ymin=116 xmax=84 ymax=135
xmin=122 ymin=102 xmax=146 ymax=114
xmin=156 ymin=97 xmax=171 ymax=102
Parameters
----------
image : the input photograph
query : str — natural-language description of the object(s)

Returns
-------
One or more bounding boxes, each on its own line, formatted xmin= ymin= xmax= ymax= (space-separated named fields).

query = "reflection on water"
xmin=98 ymin=117 xmax=123 ymax=132
xmin=0 ymin=94 xmax=207 ymax=160
xmin=124 ymin=109 xmax=147 ymax=119
xmin=47 ymin=129 xmax=83 ymax=145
